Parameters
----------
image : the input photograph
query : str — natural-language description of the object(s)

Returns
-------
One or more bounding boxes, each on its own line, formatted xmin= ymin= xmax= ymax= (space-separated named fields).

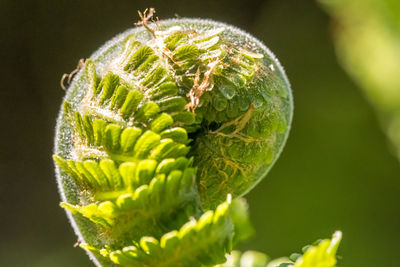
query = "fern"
xmin=79 ymin=198 xmax=250 ymax=267
xmin=217 ymin=231 xmax=342 ymax=267
xmin=54 ymin=11 xmax=340 ymax=267
xmin=291 ymin=231 xmax=342 ymax=267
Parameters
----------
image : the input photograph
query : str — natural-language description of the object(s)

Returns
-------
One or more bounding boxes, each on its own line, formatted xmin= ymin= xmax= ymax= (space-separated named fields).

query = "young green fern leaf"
xmin=54 ymin=11 xmax=295 ymax=267
xmin=290 ymin=231 xmax=342 ymax=267
xmin=271 ymin=231 xmax=342 ymax=267
xmin=217 ymin=231 xmax=342 ymax=267
xmin=81 ymin=198 xmax=251 ymax=267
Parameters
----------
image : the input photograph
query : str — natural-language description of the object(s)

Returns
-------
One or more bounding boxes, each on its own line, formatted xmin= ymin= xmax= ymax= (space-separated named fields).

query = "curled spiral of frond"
xmin=52 ymin=16 xmax=321 ymax=267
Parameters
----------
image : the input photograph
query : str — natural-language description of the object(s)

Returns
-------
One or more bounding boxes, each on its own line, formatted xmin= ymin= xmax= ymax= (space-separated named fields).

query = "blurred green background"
xmin=1 ymin=0 xmax=399 ymax=266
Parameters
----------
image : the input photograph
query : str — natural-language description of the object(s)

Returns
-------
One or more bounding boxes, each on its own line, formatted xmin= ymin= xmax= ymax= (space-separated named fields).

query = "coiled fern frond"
xmin=54 ymin=11 xmax=340 ymax=267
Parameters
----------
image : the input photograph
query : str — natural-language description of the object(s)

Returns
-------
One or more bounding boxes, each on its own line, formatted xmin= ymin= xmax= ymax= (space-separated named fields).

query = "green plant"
xmin=53 ymin=9 xmax=341 ymax=266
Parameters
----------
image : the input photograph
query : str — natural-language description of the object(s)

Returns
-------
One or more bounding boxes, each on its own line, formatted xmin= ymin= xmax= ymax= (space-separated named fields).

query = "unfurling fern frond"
xmin=290 ymin=231 xmax=342 ymax=267
xmin=80 ymin=198 xmax=251 ymax=267
xmin=53 ymin=11 xmax=340 ymax=267
xmin=217 ymin=231 xmax=342 ymax=267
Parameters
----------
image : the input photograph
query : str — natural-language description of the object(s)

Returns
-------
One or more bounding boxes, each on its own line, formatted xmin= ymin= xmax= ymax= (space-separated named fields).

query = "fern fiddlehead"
xmin=54 ymin=10 xmax=339 ymax=267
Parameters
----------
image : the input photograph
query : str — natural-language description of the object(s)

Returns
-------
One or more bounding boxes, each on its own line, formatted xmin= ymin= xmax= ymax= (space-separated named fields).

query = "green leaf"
xmin=73 ymin=112 xmax=85 ymax=140
xmin=156 ymin=96 xmax=187 ymax=113
xmin=104 ymin=124 xmax=122 ymax=152
xmin=124 ymin=46 xmax=154 ymax=71
xmin=135 ymin=101 xmax=160 ymax=122
xmin=99 ymin=73 xmax=120 ymax=104
xmin=164 ymin=32 xmax=187 ymax=51
xmin=173 ymin=45 xmax=199 ymax=62
xmin=141 ymin=67 xmax=168 ymax=88
xmin=99 ymin=159 xmax=123 ymax=190
xmin=172 ymin=111 xmax=196 ymax=125
xmin=155 ymin=158 xmax=178 ymax=175
xmin=147 ymin=82 xmax=178 ymax=101
xmin=120 ymin=90 xmax=144 ymax=117
xmin=136 ymin=54 xmax=159 ymax=74
xmin=119 ymin=162 xmax=137 ymax=190
xmin=196 ymin=36 xmax=220 ymax=50
xmin=65 ymin=166 xmax=199 ymax=242
xmin=111 ymin=85 xmax=129 ymax=109
xmin=83 ymin=161 xmax=110 ymax=189
xmin=293 ymin=231 xmax=342 ymax=267
xmin=82 ymin=114 xmax=94 ymax=145
xmin=151 ymin=113 xmax=174 ymax=133
xmin=133 ymin=130 xmax=161 ymax=159
xmin=84 ymin=59 xmax=97 ymax=94
xmin=135 ymin=159 xmax=157 ymax=185
xmin=120 ymin=127 xmax=142 ymax=153
xmin=148 ymin=139 xmax=176 ymax=161
xmin=84 ymin=198 xmax=250 ymax=267
xmin=160 ymin=127 xmax=189 ymax=144
xmin=92 ymin=119 xmax=107 ymax=146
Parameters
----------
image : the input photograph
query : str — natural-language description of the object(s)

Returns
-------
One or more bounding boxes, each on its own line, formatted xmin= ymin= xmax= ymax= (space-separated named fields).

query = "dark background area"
xmin=1 ymin=0 xmax=399 ymax=266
